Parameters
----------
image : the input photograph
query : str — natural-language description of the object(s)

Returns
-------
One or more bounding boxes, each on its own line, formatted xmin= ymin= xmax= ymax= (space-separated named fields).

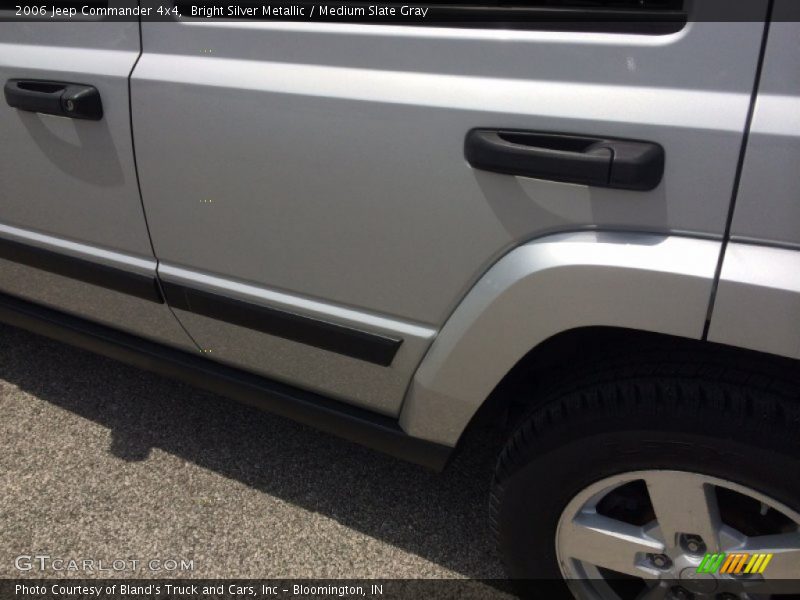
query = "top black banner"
xmin=0 ymin=0 xmax=797 ymax=29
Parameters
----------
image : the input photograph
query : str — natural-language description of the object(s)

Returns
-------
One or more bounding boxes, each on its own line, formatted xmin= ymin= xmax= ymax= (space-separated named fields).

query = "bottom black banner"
xmin=3 ymin=579 xmax=800 ymax=600
xmin=1 ymin=580 xmax=524 ymax=600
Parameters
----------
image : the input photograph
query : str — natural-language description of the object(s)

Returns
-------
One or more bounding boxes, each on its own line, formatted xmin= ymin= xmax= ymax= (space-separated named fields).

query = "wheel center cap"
xmin=679 ymin=566 xmax=718 ymax=593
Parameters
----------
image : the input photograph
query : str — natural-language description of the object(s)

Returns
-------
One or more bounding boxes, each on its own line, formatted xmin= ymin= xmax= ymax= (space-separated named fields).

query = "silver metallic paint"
xmin=400 ymin=232 xmax=720 ymax=446
xmin=131 ymin=16 xmax=765 ymax=327
xmin=0 ymin=22 xmax=154 ymax=256
xmin=731 ymin=7 xmax=800 ymax=249
xmin=708 ymin=243 xmax=800 ymax=361
xmin=707 ymin=7 xmax=800 ymax=361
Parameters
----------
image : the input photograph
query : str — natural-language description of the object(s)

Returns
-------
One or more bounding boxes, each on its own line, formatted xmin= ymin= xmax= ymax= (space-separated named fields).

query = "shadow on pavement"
xmin=0 ymin=322 xmax=506 ymax=580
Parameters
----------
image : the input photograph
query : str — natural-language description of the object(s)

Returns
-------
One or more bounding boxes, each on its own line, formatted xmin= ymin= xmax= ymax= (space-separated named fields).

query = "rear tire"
xmin=490 ymin=346 xmax=800 ymax=599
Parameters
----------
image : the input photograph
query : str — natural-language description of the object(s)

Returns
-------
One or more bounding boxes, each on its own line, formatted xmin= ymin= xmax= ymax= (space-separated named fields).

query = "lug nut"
xmin=650 ymin=553 xmax=672 ymax=569
xmin=680 ymin=534 xmax=707 ymax=556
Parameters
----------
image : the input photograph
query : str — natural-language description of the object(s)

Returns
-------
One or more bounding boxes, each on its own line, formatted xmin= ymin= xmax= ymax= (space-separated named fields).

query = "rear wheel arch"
xmin=399 ymin=231 xmax=722 ymax=447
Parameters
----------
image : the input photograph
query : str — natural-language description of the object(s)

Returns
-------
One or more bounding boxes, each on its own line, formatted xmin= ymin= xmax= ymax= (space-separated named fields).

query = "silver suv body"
xmin=2 ymin=1 xmax=799 ymax=596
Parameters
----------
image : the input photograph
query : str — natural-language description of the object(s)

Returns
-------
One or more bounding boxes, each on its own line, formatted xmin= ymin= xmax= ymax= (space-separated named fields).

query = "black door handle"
xmin=4 ymin=79 xmax=103 ymax=120
xmin=465 ymin=130 xmax=664 ymax=191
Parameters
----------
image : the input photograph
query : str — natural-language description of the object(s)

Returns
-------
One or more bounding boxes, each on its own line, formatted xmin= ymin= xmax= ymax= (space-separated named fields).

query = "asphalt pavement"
xmin=0 ymin=322 xmax=507 ymax=584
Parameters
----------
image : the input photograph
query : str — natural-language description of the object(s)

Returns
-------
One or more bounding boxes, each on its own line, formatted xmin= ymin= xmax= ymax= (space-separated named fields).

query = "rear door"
xmin=131 ymin=0 xmax=769 ymax=415
xmin=0 ymin=17 xmax=196 ymax=352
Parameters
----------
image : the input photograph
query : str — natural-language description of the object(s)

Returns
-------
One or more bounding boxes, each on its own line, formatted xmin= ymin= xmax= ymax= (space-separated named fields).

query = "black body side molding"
xmin=0 ymin=234 xmax=400 ymax=365
xmin=0 ymin=236 xmax=163 ymax=303
xmin=0 ymin=291 xmax=451 ymax=471
xmin=162 ymin=282 xmax=402 ymax=367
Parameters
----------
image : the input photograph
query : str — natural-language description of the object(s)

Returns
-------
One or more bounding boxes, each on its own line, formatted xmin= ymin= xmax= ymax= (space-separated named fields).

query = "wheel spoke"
xmin=560 ymin=512 xmax=664 ymax=579
xmin=645 ymin=471 xmax=723 ymax=552
xmin=741 ymin=532 xmax=800 ymax=579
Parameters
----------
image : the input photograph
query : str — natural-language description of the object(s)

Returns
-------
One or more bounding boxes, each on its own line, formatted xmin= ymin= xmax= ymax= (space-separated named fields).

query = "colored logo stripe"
xmin=697 ymin=554 xmax=726 ymax=574
xmin=746 ymin=553 xmax=773 ymax=574
xmin=721 ymin=553 xmax=749 ymax=574
xmin=697 ymin=553 xmax=773 ymax=575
